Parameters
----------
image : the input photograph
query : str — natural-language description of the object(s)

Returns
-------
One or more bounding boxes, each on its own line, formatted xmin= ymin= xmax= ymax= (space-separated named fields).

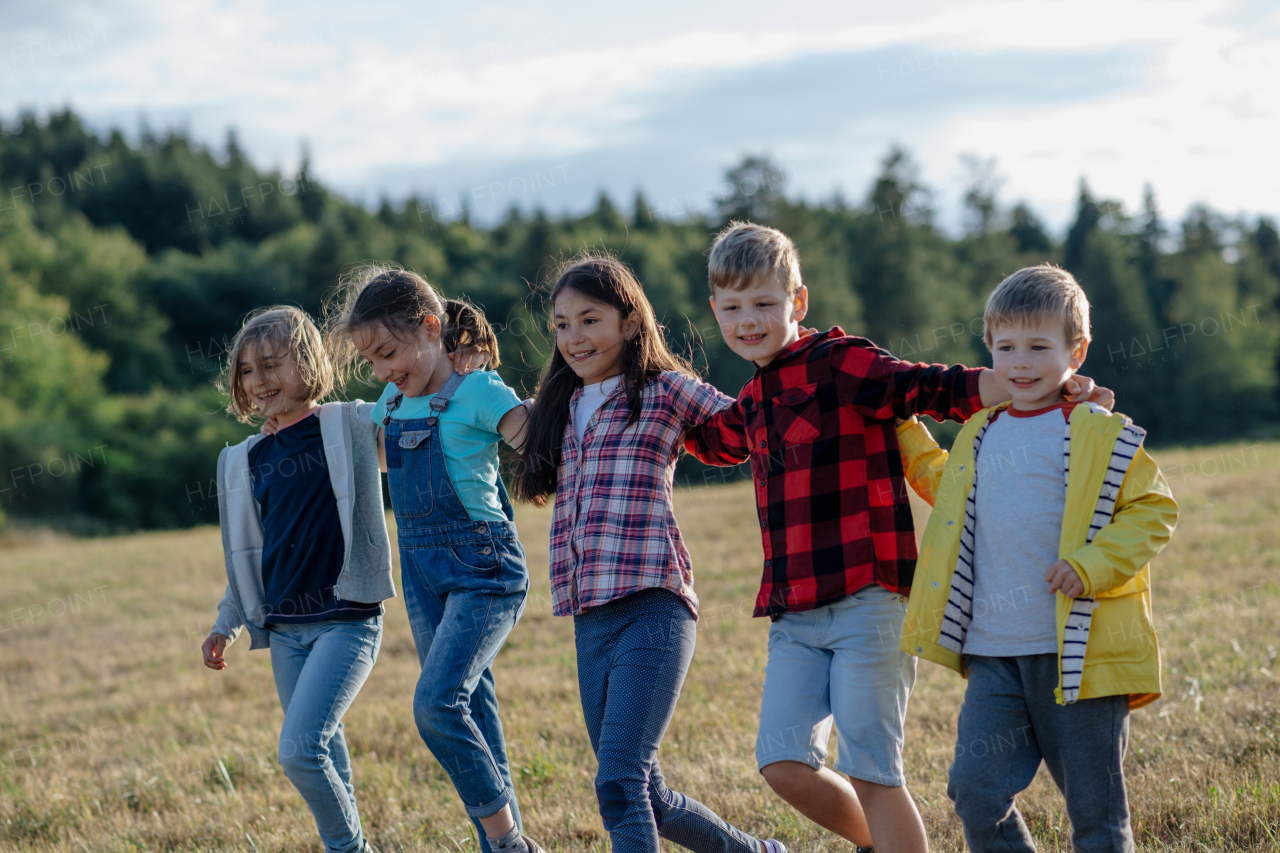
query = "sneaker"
xmin=856 ymin=847 xmax=874 ymax=853
xmin=761 ymin=840 xmax=787 ymax=853
xmin=521 ymin=835 xmax=547 ymax=853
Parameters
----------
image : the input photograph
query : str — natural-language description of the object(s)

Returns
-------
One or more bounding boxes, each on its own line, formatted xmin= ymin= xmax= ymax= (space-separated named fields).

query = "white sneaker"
xmin=761 ymin=840 xmax=788 ymax=853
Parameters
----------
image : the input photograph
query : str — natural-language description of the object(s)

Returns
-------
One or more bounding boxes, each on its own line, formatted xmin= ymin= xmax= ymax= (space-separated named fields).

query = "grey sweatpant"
xmin=948 ymin=654 xmax=1134 ymax=853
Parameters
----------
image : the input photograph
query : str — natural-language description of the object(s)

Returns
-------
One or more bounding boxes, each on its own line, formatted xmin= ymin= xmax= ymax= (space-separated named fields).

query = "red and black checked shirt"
xmin=549 ymin=370 xmax=731 ymax=619
xmin=684 ymin=328 xmax=984 ymax=618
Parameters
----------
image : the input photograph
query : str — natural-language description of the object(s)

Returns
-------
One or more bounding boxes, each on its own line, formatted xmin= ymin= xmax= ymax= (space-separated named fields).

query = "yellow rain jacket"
xmin=897 ymin=402 xmax=1177 ymax=709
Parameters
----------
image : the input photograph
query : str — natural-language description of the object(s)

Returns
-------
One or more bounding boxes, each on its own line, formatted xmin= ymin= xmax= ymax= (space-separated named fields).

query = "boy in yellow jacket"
xmin=897 ymin=264 xmax=1176 ymax=853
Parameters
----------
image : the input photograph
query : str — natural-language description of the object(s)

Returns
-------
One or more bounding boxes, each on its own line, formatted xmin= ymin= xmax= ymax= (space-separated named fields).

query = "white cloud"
xmin=1 ymin=0 xmax=1276 ymax=230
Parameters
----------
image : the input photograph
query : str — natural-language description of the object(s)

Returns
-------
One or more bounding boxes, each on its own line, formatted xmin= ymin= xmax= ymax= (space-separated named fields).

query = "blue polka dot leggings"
xmin=574 ymin=588 xmax=762 ymax=853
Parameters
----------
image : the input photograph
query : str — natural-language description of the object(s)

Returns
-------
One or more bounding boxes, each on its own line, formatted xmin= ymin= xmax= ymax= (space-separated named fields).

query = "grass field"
xmin=2 ymin=439 xmax=1279 ymax=852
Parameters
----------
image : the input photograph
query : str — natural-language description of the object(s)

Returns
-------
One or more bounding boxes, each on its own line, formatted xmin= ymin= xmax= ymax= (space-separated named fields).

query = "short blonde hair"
xmin=708 ymin=221 xmax=803 ymax=297
xmin=983 ymin=264 xmax=1091 ymax=350
xmin=220 ymin=305 xmax=334 ymax=423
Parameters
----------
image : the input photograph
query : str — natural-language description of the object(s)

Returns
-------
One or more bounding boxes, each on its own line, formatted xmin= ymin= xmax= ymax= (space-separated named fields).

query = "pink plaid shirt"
xmin=549 ymin=370 xmax=731 ymax=619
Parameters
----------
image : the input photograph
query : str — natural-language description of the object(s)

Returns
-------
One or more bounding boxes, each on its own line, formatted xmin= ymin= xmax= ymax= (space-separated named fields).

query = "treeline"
xmin=1 ymin=109 xmax=1277 ymax=531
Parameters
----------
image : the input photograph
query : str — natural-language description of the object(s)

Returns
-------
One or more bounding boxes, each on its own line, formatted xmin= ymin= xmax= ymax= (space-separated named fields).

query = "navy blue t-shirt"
xmin=248 ymin=411 xmax=383 ymax=624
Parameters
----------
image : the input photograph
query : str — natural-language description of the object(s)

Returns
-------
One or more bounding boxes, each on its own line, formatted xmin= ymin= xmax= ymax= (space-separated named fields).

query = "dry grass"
xmin=1 ymin=439 xmax=1278 ymax=852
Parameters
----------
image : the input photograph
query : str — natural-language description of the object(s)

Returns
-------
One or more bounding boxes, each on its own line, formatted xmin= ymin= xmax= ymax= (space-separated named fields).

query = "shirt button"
xmin=947 ymin=520 xmax=954 ymax=526
xmin=761 ymin=519 xmax=767 ymax=528
xmin=760 ymin=440 xmax=766 ymax=447
xmin=759 ymin=480 xmax=766 ymax=487
xmin=764 ymin=559 xmax=771 ymax=567
xmin=932 ymin=581 xmax=939 ymax=588
xmin=959 ymin=465 xmax=965 ymax=471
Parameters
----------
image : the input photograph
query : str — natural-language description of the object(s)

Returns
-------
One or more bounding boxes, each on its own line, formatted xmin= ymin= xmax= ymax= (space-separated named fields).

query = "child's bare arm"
xmin=497 ymin=404 xmax=529 ymax=453
xmin=976 ymin=370 xmax=1114 ymax=410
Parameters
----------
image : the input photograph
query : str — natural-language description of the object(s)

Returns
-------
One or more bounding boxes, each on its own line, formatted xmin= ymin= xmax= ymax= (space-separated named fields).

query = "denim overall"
xmin=384 ymin=372 xmax=528 ymax=849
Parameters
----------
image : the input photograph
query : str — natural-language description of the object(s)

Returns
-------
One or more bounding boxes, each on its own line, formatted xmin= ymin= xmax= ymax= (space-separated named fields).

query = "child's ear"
xmin=422 ymin=314 xmax=442 ymax=341
xmin=1071 ymin=338 xmax=1089 ymax=370
xmin=792 ymin=285 xmax=809 ymax=323
xmin=622 ymin=310 xmax=642 ymax=341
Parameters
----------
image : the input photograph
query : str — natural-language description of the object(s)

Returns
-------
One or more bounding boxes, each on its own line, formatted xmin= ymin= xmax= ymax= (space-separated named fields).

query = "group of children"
xmin=201 ymin=222 xmax=1177 ymax=853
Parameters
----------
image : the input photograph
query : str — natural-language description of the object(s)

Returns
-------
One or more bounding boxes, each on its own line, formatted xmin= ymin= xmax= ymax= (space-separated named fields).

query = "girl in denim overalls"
xmin=327 ymin=264 xmax=543 ymax=853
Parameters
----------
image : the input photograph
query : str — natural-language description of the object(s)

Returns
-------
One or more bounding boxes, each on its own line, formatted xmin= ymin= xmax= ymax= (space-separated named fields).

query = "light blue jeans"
xmin=269 ymin=615 xmax=382 ymax=853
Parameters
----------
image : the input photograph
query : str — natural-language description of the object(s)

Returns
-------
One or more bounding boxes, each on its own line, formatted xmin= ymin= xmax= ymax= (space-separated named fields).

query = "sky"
xmin=1 ymin=0 xmax=1277 ymax=234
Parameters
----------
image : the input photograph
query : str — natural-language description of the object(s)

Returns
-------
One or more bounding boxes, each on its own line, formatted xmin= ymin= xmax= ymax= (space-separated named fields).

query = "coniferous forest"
xmin=1 ymin=109 xmax=1277 ymax=532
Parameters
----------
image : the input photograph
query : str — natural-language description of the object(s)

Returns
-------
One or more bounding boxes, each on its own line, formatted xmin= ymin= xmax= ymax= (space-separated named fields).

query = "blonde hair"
xmin=708 ymin=221 xmax=803 ymax=297
xmin=220 ymin=305 xmax=334 ymax=423
xmin=983 ymin=264 xmax=1092 ymax=349
xmin=324 ymin=262 xmax=500 ymax=390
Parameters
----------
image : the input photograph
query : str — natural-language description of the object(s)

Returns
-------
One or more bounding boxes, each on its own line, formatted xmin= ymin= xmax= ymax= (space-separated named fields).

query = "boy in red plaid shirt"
xmin=685 ymin=223 xmax=1111 ymax=853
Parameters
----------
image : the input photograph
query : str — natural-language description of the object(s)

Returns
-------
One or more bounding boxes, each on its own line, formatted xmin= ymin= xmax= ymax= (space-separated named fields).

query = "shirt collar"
xmin=569 ymin=374 xmax=626 ymax=404
xmin=756 ymin=326 xmax=847 ymax=373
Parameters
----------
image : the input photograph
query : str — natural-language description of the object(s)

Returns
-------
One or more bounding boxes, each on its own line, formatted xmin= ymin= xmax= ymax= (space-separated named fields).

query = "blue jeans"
xmin=399 ymin=527 xmax=528 ymax=837
xmin=949 ymin=654 xmax=1133 ymax=853
xmin=269 ymin=616 xmax=382 ymax=853
xmin=575 ymin=588 xmax=762 ymax=853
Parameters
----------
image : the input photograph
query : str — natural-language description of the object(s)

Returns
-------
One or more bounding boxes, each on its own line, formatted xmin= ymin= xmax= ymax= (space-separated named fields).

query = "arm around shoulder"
xmin=1064 ymin=445 xmax=1178 ymax=597
xmin=683 ymin=396 xmax=750 ymax=466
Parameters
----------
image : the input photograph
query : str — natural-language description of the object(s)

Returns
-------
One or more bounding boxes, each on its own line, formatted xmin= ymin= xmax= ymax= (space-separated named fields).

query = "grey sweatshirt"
xmin=210 ymin=401 xmax=395 ymax=650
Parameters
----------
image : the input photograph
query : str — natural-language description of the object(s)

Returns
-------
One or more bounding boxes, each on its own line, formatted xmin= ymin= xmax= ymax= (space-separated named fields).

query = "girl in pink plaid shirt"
xmin=515 ymin=256 xmax=786 ymax=853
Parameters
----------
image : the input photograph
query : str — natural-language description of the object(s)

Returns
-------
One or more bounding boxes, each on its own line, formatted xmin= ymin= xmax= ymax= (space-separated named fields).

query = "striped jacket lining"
xmin=937 ymin=403 xmax=1146 ymax=703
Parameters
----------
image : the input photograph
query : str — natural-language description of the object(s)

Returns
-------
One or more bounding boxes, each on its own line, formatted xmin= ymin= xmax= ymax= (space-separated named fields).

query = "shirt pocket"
xmin=771 ymin=384 xmax=822 ymax=445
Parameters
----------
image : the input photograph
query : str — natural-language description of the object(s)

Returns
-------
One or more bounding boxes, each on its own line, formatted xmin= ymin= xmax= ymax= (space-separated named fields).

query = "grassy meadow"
xmin=2 ymin=439 xmax=1279 ymax=852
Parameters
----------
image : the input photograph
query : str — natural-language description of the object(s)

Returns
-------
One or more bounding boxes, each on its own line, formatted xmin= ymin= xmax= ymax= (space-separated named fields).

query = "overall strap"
xmin=428 ymin=371 xmax=466 ymax=425
xmin=382 ymin=393 xmax=403 ymax=426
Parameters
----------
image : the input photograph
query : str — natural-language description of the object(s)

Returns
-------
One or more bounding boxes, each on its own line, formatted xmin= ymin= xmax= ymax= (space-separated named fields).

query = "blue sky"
xmin=2 ymin=0 xmax=1277 ymax=233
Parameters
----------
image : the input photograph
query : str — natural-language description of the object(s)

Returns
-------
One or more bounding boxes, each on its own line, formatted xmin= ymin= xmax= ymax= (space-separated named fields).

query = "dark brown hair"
xmin=513 ymin=253 xmax=694 ymax=506
xmin=325 ymin=263 xmax=499 ymax=388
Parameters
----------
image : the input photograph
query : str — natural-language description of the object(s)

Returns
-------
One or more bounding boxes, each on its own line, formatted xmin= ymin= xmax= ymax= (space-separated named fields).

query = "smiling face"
xmin=710 ymin=272 xmax=808 ymax=367
xmin=238 ymin=341 xmax=313 ymax=420
xmin=352 ymin=316 xmax=447 ymax=398
xmin=554 ymin=287 xmax=639 ymax=386
xmin=990 ymin=317 xmax=1089 ymax=411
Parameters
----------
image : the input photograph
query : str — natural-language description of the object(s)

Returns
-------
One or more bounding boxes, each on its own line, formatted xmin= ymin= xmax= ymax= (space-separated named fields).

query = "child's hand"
xmin=1045 ymin=560 xmax=1085 ymax=598
xmin=260 ymin=416 xmax=281 ymax=436
xmin=798 ymin=326 xmax=820 ymax=338
xmin=202 ymin=633 xmax=230 ymax=670
xmin=1062 ymin=375 xmax=1114 ymax=411
xmin=448 ymin=345 xmax=490 ymax=376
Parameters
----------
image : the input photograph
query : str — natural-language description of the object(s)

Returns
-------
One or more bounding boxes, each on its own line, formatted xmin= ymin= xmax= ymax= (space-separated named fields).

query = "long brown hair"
xmin=324 ymin=262 xmax=499 ymax=389
xmin=513 ymin=254 xmax=694 ymax=506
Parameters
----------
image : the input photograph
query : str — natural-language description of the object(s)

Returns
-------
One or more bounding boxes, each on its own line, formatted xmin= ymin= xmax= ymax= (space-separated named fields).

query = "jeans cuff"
xmin=464 ymin=785 xmax=515 ymax=819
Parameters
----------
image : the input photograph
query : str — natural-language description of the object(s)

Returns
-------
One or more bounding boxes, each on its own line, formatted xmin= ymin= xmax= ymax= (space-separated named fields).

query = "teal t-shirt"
xmin=372 ymin=371 xmax=522 ymax=522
